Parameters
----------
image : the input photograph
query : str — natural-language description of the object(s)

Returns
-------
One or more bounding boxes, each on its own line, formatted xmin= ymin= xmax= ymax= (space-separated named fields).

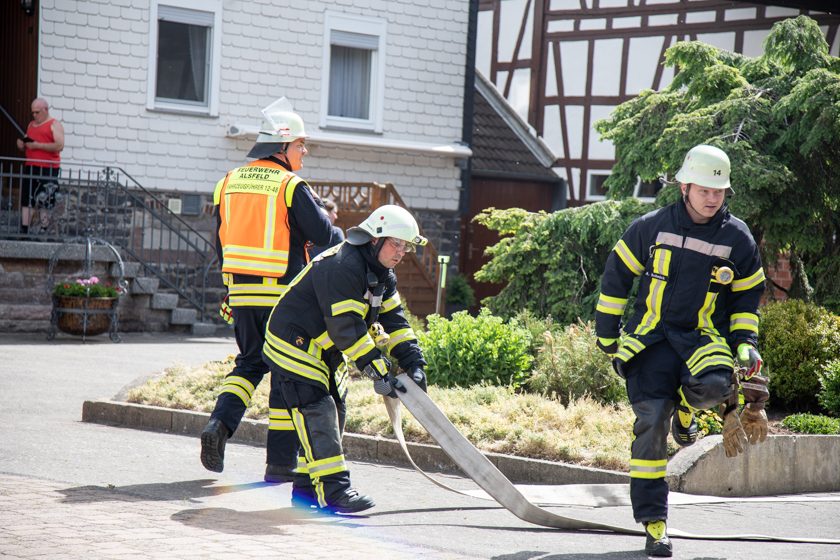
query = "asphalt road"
xmin=2 ymin=331 xmax=839 ymax=559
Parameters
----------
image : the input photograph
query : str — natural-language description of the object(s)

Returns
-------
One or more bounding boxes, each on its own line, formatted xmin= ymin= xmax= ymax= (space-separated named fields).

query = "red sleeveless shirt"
xmin=25 ymin=118 xmax=60 ymax=168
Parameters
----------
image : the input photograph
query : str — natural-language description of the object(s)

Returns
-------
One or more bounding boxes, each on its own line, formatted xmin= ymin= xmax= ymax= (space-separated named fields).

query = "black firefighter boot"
xmin=644 ymin=520 xmax=673 ymax=557
xmin=326 ymin=488 xmax=375 ymax=514
xmin=200 ymin=418 xmax=230 ymax=473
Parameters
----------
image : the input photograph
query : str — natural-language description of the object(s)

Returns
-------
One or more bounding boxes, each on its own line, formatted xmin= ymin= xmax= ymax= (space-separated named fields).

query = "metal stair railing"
xmin=0 ymin=157 xmax=219 ymax=319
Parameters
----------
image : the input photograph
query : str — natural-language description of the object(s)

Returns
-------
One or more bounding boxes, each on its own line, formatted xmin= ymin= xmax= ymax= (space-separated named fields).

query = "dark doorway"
xmin=1 ymin=1 xmax=39 ymax=159
xmin=460 ymin=177 xmax=557 ymax=306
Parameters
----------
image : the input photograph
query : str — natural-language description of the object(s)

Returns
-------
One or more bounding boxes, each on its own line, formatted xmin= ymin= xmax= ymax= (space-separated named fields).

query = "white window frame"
xmin=320 ymin=12 xmax=386 ymax=133
xmin=147 ymin=0 xmax=222 ymax=116
xmin=586 ymin=170 xmax=610 ymax=201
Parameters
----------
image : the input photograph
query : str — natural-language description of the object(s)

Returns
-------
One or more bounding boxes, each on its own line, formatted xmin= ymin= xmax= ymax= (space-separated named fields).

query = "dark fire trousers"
xmin=624 ymin=339 xmax=731 ymax=522
xmin=269 ymin=370 xmax=350 ymax=508
xmin=209 ymin=306 xmax=298 ymax=467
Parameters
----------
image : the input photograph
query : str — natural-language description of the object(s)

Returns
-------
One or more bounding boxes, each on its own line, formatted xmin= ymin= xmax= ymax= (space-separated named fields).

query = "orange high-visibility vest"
xmin=214 ymin=160 xmax=302 ymax=278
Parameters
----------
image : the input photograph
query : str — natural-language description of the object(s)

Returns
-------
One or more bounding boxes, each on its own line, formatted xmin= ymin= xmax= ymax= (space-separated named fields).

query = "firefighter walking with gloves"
xmin=262 ymin=204 xmax=428 ymax=513
xmin=200 ymin=98 xmax=332 ymax=482
xmin=595 ymin=144 xmax=769 ymax=557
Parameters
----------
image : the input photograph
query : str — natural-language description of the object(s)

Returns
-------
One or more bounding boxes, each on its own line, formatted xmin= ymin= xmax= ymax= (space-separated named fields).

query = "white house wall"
xmin=37 ymin=0 xmax=467 ymax=212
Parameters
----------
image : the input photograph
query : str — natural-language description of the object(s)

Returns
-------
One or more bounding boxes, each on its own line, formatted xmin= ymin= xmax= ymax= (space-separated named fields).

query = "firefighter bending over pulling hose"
xmin=595 ymin=144 xmax=769 ymax=557
xmin=262 ymin=205 xmax=429 ymax=513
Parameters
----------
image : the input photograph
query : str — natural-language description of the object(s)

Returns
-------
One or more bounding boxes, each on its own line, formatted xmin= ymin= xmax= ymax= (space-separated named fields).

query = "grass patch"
xmin=126 ymin=357 xmax=636 ymax=471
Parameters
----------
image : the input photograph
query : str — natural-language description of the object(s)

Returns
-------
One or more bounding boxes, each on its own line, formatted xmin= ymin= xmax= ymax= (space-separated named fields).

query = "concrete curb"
xmin=81 ymin=399 xmax=628 ymax=485
xmin=82 ymin=399 xmax=840 ymax=495
xmin=667 ymin=433 xmax=840 ymax=496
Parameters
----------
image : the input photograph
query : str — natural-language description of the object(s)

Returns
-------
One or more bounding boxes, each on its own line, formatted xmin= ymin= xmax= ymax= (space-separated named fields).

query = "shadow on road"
xmin=58 ymin=478 xmax=268 ymax=503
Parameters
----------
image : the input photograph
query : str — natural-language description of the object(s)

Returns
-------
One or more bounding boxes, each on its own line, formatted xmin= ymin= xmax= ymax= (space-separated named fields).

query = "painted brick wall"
xmin=37 ymin=0 xmax=467 ymax=211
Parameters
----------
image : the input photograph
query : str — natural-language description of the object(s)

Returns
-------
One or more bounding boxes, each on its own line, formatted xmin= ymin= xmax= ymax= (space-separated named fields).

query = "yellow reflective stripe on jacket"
xmin=616 ymin=335 xmax=645 ymax=362
xmin=264 ymin=330 xmax=329 ymax=374
xmin=686 ymin=338 xmax=730 ymax=365
xmin=263 ymin=342 xmax=329 ymax=388
xmin=730 ymin=312 xmax=759 ymax=333
xmin=314 ymin=330 xmax=334 ymax=350
xmin=732 ymin=267 xmax=765 ymax=292
xmin=335 ymin=359 xmax=350 ymax=396
xmin=268 ymin=408 xmax=294 ymax=431
xmin=629 ymin=458 xmax=667 ymax=479
xmin=344 ymin=333 xmax=376 ymax=361
xmin=228 ymin=279 xmax=289 ymax=307
xmin=696 ymin=292 xmax=719 ymax=332
xmin=381 ymin=292 xmax=402 ymax=313
xmin=596 ymin=293 xmax=628 ymax=316
xmin=219 ymin=375 xmax=256 ymax=406
xmin=213 ymin=177 xmax=225 ymax=205
xmin=689 ymin=354 xmax=734 ymax=376
xmin=614 ymin=239 xmax=644 ymax=276
xmin=331 ymin=299 xmax=368 ymax=317
xmin=635 ymin=247 xmax=671 ymax=335
xmin=386 ymin=328 xmax=416 ymax=352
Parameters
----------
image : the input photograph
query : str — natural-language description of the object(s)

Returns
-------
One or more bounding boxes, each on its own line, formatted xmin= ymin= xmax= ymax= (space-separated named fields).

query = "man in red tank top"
xmin=15 ymin=98 xmax=65 ymax=235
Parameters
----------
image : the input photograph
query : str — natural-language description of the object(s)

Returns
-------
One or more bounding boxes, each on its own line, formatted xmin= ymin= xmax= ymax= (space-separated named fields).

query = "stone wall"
xmin=0 ymin=240 xmax=179 ymax=335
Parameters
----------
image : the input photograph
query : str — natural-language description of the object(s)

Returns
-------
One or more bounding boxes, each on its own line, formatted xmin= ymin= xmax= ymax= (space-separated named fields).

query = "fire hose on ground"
xmin=382 ymin=373 xmax=840 ymax=545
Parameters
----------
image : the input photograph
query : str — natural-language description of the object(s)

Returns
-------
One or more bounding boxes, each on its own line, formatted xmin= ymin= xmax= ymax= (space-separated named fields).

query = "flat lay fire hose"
xmin=383 ymin=373 xmax=840 ymax=544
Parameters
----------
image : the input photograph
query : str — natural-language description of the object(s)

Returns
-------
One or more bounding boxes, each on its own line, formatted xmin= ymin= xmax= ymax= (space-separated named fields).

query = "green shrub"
xmin=417 ymin=308 xmax=534 ymax=389
xmin=818 ymin=359 xmax=840 ymax=417
xmin=759 ymin=299 xmax=840 ymax=411
xmin=525 ymin=320 xmax=626 ymax=405
xmin=781 ymin=413 xmax=840 ymax=435
xmin=511 ymin=309 xmax=561 ymax=357
xmin=473 ymin=200 xmax=650 ymax=325
xmin=445 ymin=273 xmax=476 ymax=308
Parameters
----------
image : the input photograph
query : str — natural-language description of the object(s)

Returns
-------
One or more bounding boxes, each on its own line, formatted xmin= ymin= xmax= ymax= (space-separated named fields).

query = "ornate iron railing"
xmin=310 ymin=181 xmax=439 ymax=293
xmin=0 ymin=157 xmax=220 ymax=318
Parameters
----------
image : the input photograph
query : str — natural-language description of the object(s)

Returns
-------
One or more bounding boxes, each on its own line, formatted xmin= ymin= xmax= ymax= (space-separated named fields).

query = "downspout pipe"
xmin=458 ymin=0 xmax=478 ymax=220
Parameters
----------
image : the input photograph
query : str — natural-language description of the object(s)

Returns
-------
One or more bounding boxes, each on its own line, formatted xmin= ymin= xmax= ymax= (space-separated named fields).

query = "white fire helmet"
xmin=675 ymin=144 xmax=732 ymax=190
xmin=247 ymin=97 xmax=307 ymax=159
xmin=346 ymin=205 xmax=428 ymax=250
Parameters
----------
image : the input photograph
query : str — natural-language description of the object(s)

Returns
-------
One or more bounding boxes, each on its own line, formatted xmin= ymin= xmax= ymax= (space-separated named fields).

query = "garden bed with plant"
xmin=125 ymin=297 xmax=840 ymax=473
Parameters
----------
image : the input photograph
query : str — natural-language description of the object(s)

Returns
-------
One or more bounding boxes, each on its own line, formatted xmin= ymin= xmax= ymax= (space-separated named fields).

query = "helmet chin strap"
xmin=682 ymin=184 xmax=704 ymax=217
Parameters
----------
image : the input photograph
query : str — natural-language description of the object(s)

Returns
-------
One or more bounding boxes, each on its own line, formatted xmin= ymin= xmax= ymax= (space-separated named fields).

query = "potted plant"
xmin=51 ymin=275 xmax=121 ymax=337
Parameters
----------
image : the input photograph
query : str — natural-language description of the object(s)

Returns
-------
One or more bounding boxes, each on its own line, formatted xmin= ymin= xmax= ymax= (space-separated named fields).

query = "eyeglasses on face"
xmin=386 ymin=237 xmax=415 ymax=253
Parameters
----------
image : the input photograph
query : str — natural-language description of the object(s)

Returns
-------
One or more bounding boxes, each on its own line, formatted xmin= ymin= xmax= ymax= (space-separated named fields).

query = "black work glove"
xmin=406 ymin=366 xmax=427 ymax=392
xmin=611 ymin=359 xmax=626 ymax=379
xmin=372 ymin=372 xmax=405 ymax=399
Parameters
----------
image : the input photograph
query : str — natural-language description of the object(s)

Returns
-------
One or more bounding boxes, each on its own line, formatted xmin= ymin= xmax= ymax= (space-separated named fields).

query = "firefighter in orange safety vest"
xmin=595 ymin=144 xmax=769 ymax=557
xmin=200 ymin=98 xmax=332 ymax=483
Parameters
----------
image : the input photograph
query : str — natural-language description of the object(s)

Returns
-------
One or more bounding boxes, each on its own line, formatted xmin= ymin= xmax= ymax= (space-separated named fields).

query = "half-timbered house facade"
xmin=476 ymin=0 xmax=840 ymax=205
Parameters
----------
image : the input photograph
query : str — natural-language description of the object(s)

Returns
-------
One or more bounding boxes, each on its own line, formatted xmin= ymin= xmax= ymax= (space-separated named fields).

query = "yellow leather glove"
xmin=722 ymin=409 xmax=748 ymax=458
xmin=740 ymin=404 xmax=768 ymax=445
xmin=219 ymin=295 xmax=233 ymax=325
